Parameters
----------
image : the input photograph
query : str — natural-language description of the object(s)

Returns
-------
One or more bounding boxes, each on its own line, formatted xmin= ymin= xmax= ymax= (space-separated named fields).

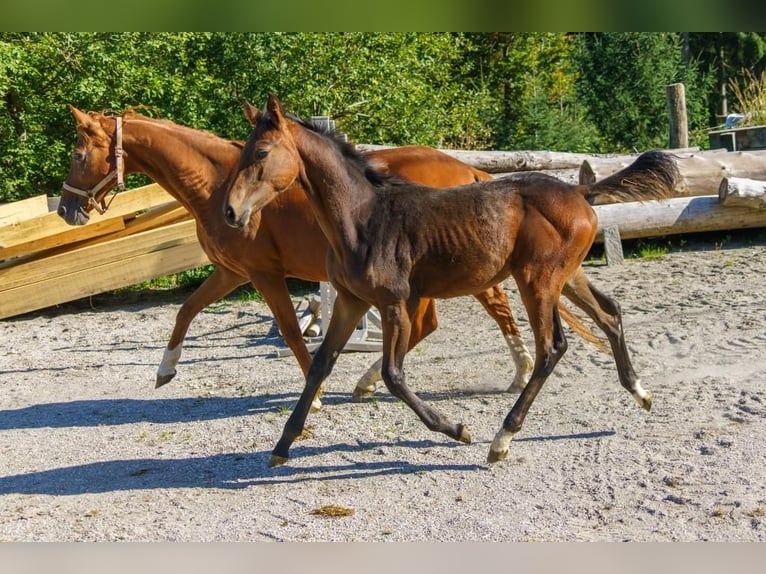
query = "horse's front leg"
xmin=157 ymin=266 xmax=246 ymax=388
xmin=269 ymin=288 xmax=370 ymax=467
xmin=379 ymin=298 xmax=471 ymax=444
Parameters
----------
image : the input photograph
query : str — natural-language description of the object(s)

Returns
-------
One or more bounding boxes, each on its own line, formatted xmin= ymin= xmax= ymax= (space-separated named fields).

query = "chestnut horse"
xmin=224 ymin=95 xmax=679 ymax=466
xmin=59 ymin=106 xmax=552 ymax=409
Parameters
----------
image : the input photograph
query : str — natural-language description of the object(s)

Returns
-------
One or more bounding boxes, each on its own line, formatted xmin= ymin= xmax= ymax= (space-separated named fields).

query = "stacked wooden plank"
xmin=0 ymin=183 xmax=210 ymax=320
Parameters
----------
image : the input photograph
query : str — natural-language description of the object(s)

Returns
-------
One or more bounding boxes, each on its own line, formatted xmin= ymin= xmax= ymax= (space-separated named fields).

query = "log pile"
xmin=586 ymin=150 xmax=766 ymax=242
xmin=1 ymin=147 xmax=765 ymax=320
xmin=0 ymin=184 xmax=209 ymax=319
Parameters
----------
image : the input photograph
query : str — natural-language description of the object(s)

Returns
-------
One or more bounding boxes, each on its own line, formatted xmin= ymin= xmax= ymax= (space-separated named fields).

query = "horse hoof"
xmin=506 ymin=380 xmax=526 ymax=394
xmin=351 ymin=387 xmax=375 ymax=401
xmin=631 ymin=383 xmax=653 ymax=411
xmin=487 ymin=448 xmax=508 ymax=463
xmin=155 ymin=371 xmax=176 ymax=388
xmin=457 ymin=425 xmax=471 ymax=444
xmin=268 ymin=454 xmax=289 ymax=468
xmin=637 ymin=390 xmax=653 ymax=412
xmin=310 ymin=399 xmax=323 ymax=413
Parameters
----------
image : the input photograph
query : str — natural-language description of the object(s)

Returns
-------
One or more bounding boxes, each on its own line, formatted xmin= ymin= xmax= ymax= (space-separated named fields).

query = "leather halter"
xmin=61 ymin=116 xmax=125 ymax=215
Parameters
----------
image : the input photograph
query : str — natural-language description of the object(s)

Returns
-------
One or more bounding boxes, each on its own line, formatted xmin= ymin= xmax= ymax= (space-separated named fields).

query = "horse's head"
xmin=224 ymin=94 xmax=301 ymax=230
xmin=59 ymin=104 xmax=125 ymax=225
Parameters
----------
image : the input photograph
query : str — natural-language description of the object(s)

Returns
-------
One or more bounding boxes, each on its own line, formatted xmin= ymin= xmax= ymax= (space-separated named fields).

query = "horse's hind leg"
xmin=378 ymin=297 xmax=471 ymax=444
xmin=270 ymin=288 xmax=370 ymax=467
xmin=352 ymin=297 xmax=438 ymax=399
xmin=473 ymin=284 xmax=534 ymax=392
xmin=157 ymin=266 xmax=246 ymax=388
xmin=488 ymin=281 xmax=567 ymax=463
xmin=562 ymin=268 xmax=652 ymax=411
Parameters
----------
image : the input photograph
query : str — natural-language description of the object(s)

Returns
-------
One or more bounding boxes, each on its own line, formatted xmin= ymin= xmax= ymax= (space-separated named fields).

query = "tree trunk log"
xmin=718 ymin=177 xmax=766 ymax=208
xmin=357 ymin=144 xmax=623 ymax=173
xmin=592 ymin=195 xmax=766 ymax=242
xmin=581 ymin=150 xmax=766 ymax=198
xmin=358 ymin=144 xmax=702 ymax=174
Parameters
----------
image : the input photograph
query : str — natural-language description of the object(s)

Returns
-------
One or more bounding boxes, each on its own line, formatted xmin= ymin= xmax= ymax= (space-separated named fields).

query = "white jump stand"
xmin=275 ymin=282 xmax=382 ymax=357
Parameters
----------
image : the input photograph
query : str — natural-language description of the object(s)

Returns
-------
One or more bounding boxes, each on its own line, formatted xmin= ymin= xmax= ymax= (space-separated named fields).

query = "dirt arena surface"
xmin=1 ymin=235 xmax=765 ymax=542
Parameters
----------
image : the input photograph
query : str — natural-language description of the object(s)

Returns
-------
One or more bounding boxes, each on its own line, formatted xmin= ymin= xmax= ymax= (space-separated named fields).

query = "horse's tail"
xmin=558 ymin=303 xmax=611 ymax=354
xmin=581 ymin=150 xmax=681 ymax=205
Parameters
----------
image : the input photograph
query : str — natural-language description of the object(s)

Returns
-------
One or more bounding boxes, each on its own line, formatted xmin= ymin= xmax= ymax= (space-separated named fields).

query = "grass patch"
xmin=634 ymin=241 xmax=668 ymax=260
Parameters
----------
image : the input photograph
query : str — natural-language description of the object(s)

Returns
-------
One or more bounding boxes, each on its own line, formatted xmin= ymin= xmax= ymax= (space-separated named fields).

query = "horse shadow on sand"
xmin=0 ymin=382 xmax=614 ymax=496
xmin=1 ymin=321 xmax=615 ymax=495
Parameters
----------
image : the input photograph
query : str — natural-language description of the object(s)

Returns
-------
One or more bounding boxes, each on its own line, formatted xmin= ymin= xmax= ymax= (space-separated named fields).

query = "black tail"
xmin=582 ymin=150 xmax=681 ymax=205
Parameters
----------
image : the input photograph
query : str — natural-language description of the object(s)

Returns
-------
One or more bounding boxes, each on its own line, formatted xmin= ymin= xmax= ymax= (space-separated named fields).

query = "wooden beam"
xmin=592 ymin=195 xmax=766 ymax=242
xmin=0 ymin=220 xmax=210 ymax=319
xmin=0 ymin=216 xmax=126 ymax=261
xmin=0 ymin=183 xmax=180 ymax=260
xmin=718 ymin=176 xmax=766 ymax=208
xmin=667 ymin=83 xmax=689 ymax=149
xmin=75 ymin=183 xmax=177 ymax=221
xmin=0 ymin=242 xmax=209 ymax=319
xmin=0 ymin=220 xmax=202 ymax=293
xmin=357 ymin=144 xmax=612 ymax=173
xmin=0 ymin=195 xmax=50 ymax=225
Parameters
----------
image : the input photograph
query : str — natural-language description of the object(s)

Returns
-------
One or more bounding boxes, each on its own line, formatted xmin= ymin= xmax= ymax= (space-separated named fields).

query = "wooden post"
xmin=667 ymin=83 xmax=689 ymax=149
xmin=602 ymin=226 xmax=624 ymax=266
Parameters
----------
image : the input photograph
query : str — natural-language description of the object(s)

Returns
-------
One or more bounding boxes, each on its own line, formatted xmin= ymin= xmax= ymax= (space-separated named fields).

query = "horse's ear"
xmin=266 ymin=94 xmax=286 ymax=127
xmin=241 ymin=98 xmax=261 ymax=127
xmin=67 ymin=103 xmax=91 ymax=127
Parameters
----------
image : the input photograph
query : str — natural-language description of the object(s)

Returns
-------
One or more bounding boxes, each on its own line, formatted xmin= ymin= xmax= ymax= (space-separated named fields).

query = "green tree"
xmin=0 ymin=33 xmax=203 ymax=201
xmin=574 ymin=32 xmax=711 ymax=152
xmin=687 ymin=32 xmax=766 ymax=125
xmin=1 ymin=32 xmax=496 ymax=203
xmin=462 ymin=32 xmax=601 ymax=152
xmin=204 ymin=32 xmax=494 ymax=148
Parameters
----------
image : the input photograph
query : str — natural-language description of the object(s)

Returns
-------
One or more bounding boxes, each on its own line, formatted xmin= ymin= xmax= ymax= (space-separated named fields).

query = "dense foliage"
xmin=2 ymin=32 xmax=765 ymax=203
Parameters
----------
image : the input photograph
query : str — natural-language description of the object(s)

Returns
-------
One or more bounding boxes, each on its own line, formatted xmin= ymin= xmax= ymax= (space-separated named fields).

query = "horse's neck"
xmin=122 ymin=118 xmax=237 ymax=217
xmin=294 ymin=126 xmax=372 ymax=255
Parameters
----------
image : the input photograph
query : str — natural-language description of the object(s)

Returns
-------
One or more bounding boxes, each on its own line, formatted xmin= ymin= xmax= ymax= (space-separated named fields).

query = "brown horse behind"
xmin=224 ymin=95 xmax=678 ymax=466
xmin=59 ymin=106 xmax=553 ymax=408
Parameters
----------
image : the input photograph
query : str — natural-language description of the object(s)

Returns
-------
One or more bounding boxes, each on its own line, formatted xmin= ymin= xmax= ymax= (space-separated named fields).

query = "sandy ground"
xmin=1 ymin=234 xmax=765 ymax=542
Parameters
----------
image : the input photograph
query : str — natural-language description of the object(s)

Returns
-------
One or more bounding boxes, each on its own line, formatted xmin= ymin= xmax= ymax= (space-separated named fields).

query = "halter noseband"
xmin=61 ymin=116 xmax=125 ymax=215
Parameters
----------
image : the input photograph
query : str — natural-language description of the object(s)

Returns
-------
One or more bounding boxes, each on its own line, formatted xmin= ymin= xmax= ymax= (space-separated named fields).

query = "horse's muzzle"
xmin=57 ymin=203 xmax=90 ymax=226
xmin=223 ymin=203 xmax=248 ymax=230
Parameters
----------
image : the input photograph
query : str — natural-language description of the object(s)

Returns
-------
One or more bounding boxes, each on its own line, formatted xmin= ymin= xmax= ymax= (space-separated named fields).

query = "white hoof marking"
xmin=157 ymin=345 xmax=182 ymax=379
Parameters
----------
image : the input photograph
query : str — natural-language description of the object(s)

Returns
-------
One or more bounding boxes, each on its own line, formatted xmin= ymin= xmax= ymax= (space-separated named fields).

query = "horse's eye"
xmin=73 ymin=150 xmax=86 ymax=163
xmin=255 ymin=149 xmax=269 ymax=160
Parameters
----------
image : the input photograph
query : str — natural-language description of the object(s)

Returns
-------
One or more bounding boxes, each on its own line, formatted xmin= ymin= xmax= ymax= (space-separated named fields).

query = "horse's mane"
xmin=265 ymin=110 xmax=408 ymax=188
xmin=100 ymin=107 xmax=243 ymax=149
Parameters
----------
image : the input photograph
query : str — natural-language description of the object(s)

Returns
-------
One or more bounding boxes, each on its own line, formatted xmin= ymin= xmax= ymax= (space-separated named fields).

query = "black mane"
xmin=266 ymin=110 xmax=408 ymax=188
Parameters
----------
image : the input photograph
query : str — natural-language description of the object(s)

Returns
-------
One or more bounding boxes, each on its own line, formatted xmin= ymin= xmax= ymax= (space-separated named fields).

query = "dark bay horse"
xmin=59 ymin=105 xmax=550 ymax=409
xmin=224 ymin=95 xmax=679 ymax=466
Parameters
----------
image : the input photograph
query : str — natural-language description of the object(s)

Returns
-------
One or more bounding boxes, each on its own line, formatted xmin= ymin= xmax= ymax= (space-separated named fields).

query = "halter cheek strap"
xmin=61 ymin=116 xmax=125 ymax=215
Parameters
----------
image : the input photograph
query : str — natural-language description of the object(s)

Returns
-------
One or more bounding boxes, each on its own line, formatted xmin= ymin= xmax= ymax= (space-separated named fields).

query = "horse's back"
xmin=366 ymin=145 xmax=492 ymax=187
xmin=366 ymin=173 xmax=597 ymax=297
